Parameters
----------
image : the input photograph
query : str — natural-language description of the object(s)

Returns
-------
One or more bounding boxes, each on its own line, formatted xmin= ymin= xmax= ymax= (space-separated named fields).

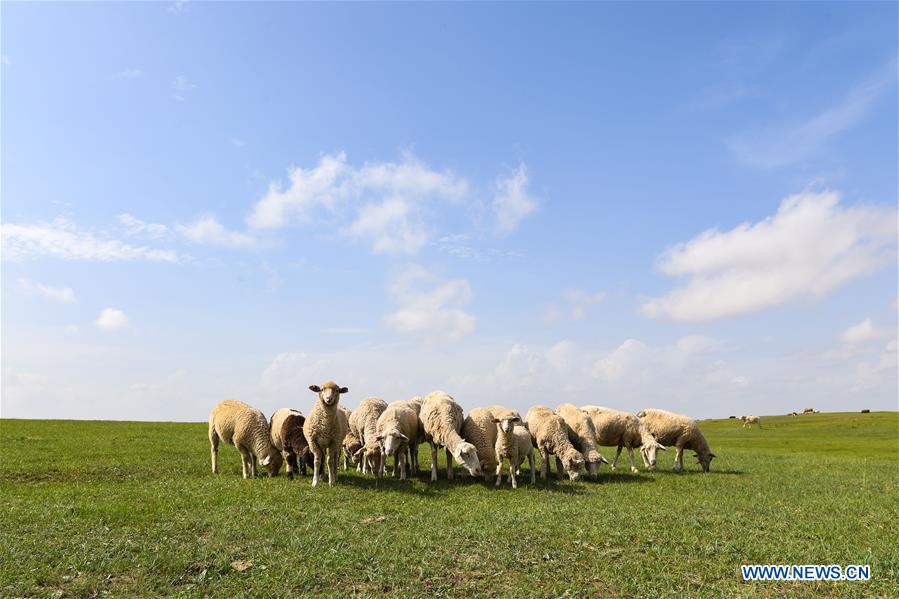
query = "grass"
xmin=1 ymin=411 xmax=897 ymax=598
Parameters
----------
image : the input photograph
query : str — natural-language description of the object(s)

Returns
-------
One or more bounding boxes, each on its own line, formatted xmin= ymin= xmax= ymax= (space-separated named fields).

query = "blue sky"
xmin=2 ymin=2 xmax=896 ymax=421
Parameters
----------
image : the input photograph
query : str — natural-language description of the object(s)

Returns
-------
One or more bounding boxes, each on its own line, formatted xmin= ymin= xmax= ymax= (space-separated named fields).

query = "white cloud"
xmin=730 ymin=61 xmax=895 ymax=168
xmin=2 ymin=218 xmax=180 ymax=263
xmin=731 ymin=375 xmax=752 ymax=387
xmin=168 ymin=0 xmax=188 ymax=13
xmin=840 ymin=318 xmax=888 ymax=345
xmin=383 ymin=264 xmax=476 ymax=341
xmin=344 ymin=197 xmax=428 ymax=254
xmin=17 ymin=278 xmax=77 ymax=304
xmin=171 ymin=75 xmax=197 ymax=101
xmin=118 ymin=213 xmax=171 ymax=239
xmin=676 ymin=335 xmax=722 ymax=355
xmin=642 ymin=191 xmax=896 ymax=321
xmin=2 ymin=55 xmax=11 ymax=66
xmin=175 ymin=215 xmax=255 ymax=249
xmin=562 ymin=289 xmax=607 ymax=320
xmin=96 ymin=308 xmax=128 ymax=331
xmin=493 ymin=164 xmax=538 ymax=236
xmin=114 ymin=68 xmax=142 ymax=79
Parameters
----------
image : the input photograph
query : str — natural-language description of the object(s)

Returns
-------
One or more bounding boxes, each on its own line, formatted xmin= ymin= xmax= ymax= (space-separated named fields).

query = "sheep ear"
xmin=339 ymin=387 xmax=349 ymax=394
xmin=599 ymin=455 xmax=609 ymax=464
xmin=399 ymin=433 xmax=408 ymax=441
xmin=657 ymin=444 xmax=667 ymax=451
xmin=710 ymin=453 xmax=717 ymax=458
xmin=492 ymin=418 xmax=500 ymax=423
xmin=261 ymin=456 xmax=271 ymax=466
xmin=375 ymin=435 xmax=383 ymax=442
xmin=512 ymin=417 xmax=520 ymax=422
xmin=309 ymin=385 xmax=321 ymax=393
xmin=353 ymin=447 xmax=365 ymax=459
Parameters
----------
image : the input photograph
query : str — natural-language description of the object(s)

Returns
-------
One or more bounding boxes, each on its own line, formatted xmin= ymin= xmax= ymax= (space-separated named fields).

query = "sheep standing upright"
xmin=637 ymin=408 xmax=717 ymax=472
xmin=375 ymin=401 xmax=420 ymax=479
xmin=492 ymin=409 xmax=534 ymax=488
xmin=400 ymin=396 xmax=425 ymax=474
xmin=420 ymin=391 xmax=482 ymax=481
xmin=525 ymin=405 xmax=585 ymax=481
xmin=740 ymin=415 xmax=761 ymax=428
xmin=349 ymin=397 xmax=388 ymax=476
xmin=209 ymin=400 xmax=283 ymax=479
xmin=556 ymin=403 xmax=608 ymax=478
xmin=582 ymin=405 xmax=666 ymax=472
xmin=303 ymin=381 xmax=350 ymax=487
xmin=462 ymin=406 xmax=521 ymax=482
xmin=269 ymin=408 xmax=311 ymax=479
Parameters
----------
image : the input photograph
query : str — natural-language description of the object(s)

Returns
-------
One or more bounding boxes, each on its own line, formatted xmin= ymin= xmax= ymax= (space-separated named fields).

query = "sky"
xmin=2 ymin=2 xmax=896 ymax=422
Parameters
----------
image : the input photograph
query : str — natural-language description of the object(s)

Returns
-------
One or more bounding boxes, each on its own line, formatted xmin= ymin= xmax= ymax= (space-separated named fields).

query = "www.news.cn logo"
xmin=741 ymin=564 xmax=871 ymax=581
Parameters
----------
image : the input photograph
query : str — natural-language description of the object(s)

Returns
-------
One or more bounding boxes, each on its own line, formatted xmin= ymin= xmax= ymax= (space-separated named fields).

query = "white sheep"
xmin=740 ymin=415 xmax=761 ymax=428
xmin=269 ymin=408 xmax=311 ymax=479
xmin=400 ymin=396 xmax=426 ymax=474
xmin=492 ymin=409 xmax=534 ymax=488
xmin=303 ymin=380 xmax=350 ymax=487
xmin=349 ymin=397 xmax=388 ymax=477
xmin=524 ymin=405 xmax=585 ymax=481
xmin=581 ymin=405 xmax=666 ymax=472
xmin=420 ymin=391 xmax=482 ymax=481
xmin=462 ymin=406 xmax=515 ymax=481
xmin=375 ymin=401 xmax=420 ymax=479
xmin=556 ymin=403 xmax=608 ymax=478
xmin=636 ymin=408 xmax=717 ymax=472
xmin=209 ymin=399 xmax=283 ymax=479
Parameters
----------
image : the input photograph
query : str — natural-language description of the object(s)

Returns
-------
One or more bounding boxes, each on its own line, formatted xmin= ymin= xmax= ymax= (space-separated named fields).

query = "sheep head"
xmin=309 ymin=380 xmax=348 ymax=407
xmin=452 ymin=441 xmax=482 ymax=477
xmin=376 ymin=431 xmax=407 ymax=458
xmin=640 ymin=439 xmax=665 ymax=470
xmin=492 ymin=413 xmax=520 ymax=434
xmin=584 ymin=449 xmax=608 ymax=477
xmin=260 ymin=450 xmax=284 ymax=477
xmin=561 ymin=447 xmax=585 ymax=481
xmin=694 ymin=450 xmax=716 ymax=473
xmin=344 ymin=435 xmax=362 ymax=465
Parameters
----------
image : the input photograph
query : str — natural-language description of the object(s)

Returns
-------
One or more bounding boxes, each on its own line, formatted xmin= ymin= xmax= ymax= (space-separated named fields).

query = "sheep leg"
xmin=626 ymin=447 xmax=638 ymax=473
xmin=429 ymin=441 xmax=439 ymax=482
xmin=510 ymin=461 xmax=517 ymax=489
xmin=250 ymin=455 xmax=258 ymax=478
xmin=286 ymin=452 xmax=297 ymax=480
xmin=673 ymin=446 xmax=684 ymax=472
xmin=445 ymin=448 xmax=454 ymax=480
xmin=328 ymin=445 xmax=338 ymax=486
xmin=310 ymin=445 xmax=323 ymax=487
xmin=238 ymin=447 xmax=251 ymax=479
xmin=399 ymin=448 xmax=407 ymax=480
xmin=611 ymin=446 xmax=623 ymax=470
xmin=555 ymin=456 xmax=564 ymax=480
xmin=540 ymin=448 xmax=549 ymax=479
xmin=528 ymin=452 xmax=536 ymax=484
xmin=494 ymin=462 xmax=503 ymax=487
xmin=209 ymin=430 xmax=219 ymax=474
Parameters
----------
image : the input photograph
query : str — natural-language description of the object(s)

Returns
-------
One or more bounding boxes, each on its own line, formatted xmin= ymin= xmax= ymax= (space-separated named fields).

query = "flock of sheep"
xmin=208 ymin=380 xmax=717 ymax=488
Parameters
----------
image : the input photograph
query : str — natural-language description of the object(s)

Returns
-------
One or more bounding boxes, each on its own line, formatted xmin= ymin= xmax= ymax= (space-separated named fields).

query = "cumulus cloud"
xmin=96 ymin=308 xmax=128 ymax=331
xmin=17 ymin=278 xmax=77 ymax=304
xmin=175 ymin=215 xmax=255 ymax=249
xmin=840 ymin=318 xmax=889 ymax=345
xmin=562 ymin=289 xmax=607 ymax=320
xmin=1 ymin=218 xmax=180 ymax=263
xmin=344 ymin=197 xmax=428 ymax=254
xmin=383 ymin=264 xmax=476 ymax=341
xmin=493 ymin=164 xmax=538 ymax=236
xmin=642 ymin=191 xmax=897 ymax=321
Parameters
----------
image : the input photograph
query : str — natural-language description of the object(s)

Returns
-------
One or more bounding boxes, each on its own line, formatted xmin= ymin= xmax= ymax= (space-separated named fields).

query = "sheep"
xmin=492 ymin=409 xmax=534 ymax=488
xmin=269 ymin=408 xmax=313 ymax=479
xmin=209 ymin=399 xmax=283 ymax=479
xmin=740 ymin=415 xmax=761 ymax=428
xmin=803 ymin=407 xmax=815 ymax=414
xmin=556 ymin=403 xmax=608 ymax=478
xmin=524 ymin=405 xmax=585 ymax=481
xmin=303 ymin=380 xmax=350 ymax=487
xmin=374 ymin=401 xmax=420 ymax=479
xmin=420 ymin=391 xmax=482 ymax=481
xmin=581 ymin=405 xmax=665 ymax=473
xmin=400 ymin=396 xmax=426 ymax=474
xmin=343 ymin=429 xmax=362 ymax=471
xmin=788 ymin=412 xmax=799 ymax=417
xmin=636 ymin=408 xmax=716 ymax=472
xmin=349 ymin=397 xmax=388 ymax=477
xmin=461 ymin=406 xmax=513 ymax=482
xmin=861 ymin=409 xmax=871 ymax=413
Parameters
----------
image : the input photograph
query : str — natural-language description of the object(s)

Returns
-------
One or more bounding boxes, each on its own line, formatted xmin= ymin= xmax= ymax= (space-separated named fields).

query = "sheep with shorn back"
xmin=375 ymin=401 xmax=420 ymax=479
xmin=492 ymin=409 xmax=534 ymax=488
xmin=349 ymin=397 xmax=388 ymax=477
xmin=581 ymin=405 xmax=666 ymax=472
xmin=636 ymin=408 xmax=717 ymax=472
xmin=525 ymin=405 xmax=585 ymax=481
xmin=209 ymin=399 xmax=283 ymax=479
xmin=462 ymin=406 xmax=521 ymax=482
xmin=555 ymin=403 xmax=608 ymax=478
xmin=269 ymin=408 xmax=315 ymax=479
xmin=420 ymin=391 xmax=482 ymax=481
xmin=304 ymin=380 xmax=350 ymax=487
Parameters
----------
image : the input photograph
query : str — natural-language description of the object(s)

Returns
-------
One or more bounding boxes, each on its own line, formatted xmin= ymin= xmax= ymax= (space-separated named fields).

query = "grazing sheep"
xmin=740 ymin=415 xmax=761 ymax=428
xmin=375 ymin=401 xmax=420 ymax=479
xmin=556 ymin=403 xmax=608 ymax=478
xmin=303 ymin=381 xmax=350 ymax=487
xmin=400 ymin=396 xmax=426 ymax=474
xmin=349 ymin=397 xmax=388 ymax=477
xmin=461 ymin=406 xmax=517 ymax=482
xmin=524 ymin=405 xmax=585 ymax=481
xmin=492 ymin=409 xmax=534 ymax=488
xmin=343 ymin=429 xmax=362 ymax=471
xmin=209 ymin=400 xmax=283 ymax=479
xmin=803 ymin=407 xmax=815 ymax=414
xmin=420 ymin=391 xmax=482 ymax=481
xmin=788 ymin=412 xmax=799 ymax=416
xmin=269 ymin=408 xmax=312 ymax=479
xmin=861 ymin=409 xmax=871 ymax=414
xmin=582 ymin=405 xmax=665 ymax=473
xmin=636 ymin=409 xmax=716 ymax=472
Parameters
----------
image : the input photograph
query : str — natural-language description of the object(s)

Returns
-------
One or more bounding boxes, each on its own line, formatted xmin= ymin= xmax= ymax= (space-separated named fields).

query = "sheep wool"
xmin=524 ymin=405 xmax=585 ymax=481
xmin=556 ymin=403 xmax=607 ymax=478
xmin=349 ymin=397 xmax=388 ymax=477
xmin=420 ymin=391 xmax=482 ymax=481
xmin=209 ymin=399 xmax=283 ymax=479
xmin=492 ymin=409 xmax=533 ymax=489
xmin=269 ymin=408 xmax=310 ymax=479
xmin=375 ymin=401 xmax=420 ymax=479
xmin=636 ymin=408 xmax=716 ymax=472
xmin=303 ymin=380 xmax=350 ymax=487
xmin=581 ymin=405 xmax=665 ymax=473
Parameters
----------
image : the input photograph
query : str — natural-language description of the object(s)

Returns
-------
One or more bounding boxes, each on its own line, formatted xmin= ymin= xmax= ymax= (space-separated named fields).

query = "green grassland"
xmin=1 ymin=412 xmax=897 ymax=598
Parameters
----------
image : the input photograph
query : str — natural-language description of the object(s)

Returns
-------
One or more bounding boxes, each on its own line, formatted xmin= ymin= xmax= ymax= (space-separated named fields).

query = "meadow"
xmin=1 ymin=412 xmax=897 ymax=598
